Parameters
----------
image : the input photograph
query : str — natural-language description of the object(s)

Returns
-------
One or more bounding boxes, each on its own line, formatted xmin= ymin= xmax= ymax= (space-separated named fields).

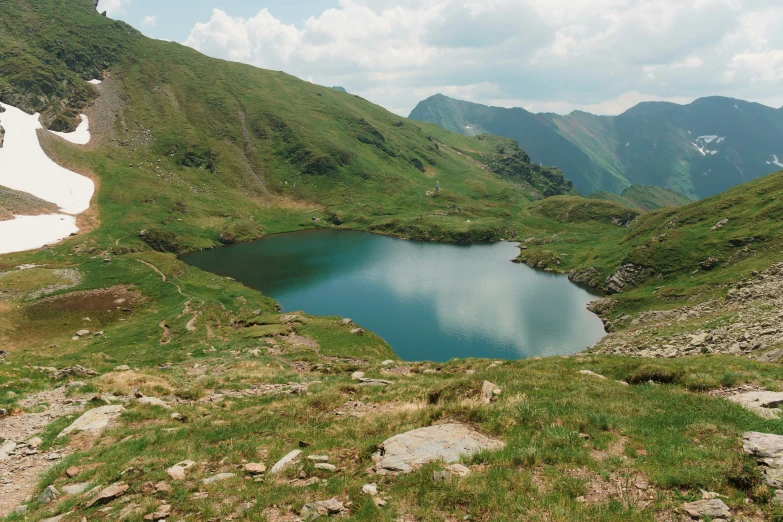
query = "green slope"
xmin=410 ymin=94 xmax=783 ymax=199
xmin=518 ymin=170 xmax=783 ymax=316
xmin=587 ymin=185 xmax=693 ymax=212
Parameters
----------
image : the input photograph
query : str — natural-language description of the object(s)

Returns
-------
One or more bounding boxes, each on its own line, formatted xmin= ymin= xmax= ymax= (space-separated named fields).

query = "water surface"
xmin=182 ymin=230 xmax=606 ymax=361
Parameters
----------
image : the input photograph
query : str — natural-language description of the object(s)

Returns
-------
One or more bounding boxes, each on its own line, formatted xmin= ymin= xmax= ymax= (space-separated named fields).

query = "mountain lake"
xmin=181 ymin=229 xmax=606 ymax=361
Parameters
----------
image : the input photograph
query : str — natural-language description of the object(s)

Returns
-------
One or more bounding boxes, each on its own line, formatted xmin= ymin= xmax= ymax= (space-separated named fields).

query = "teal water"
xmin=181 ymin=230 xmax=606 ymax=362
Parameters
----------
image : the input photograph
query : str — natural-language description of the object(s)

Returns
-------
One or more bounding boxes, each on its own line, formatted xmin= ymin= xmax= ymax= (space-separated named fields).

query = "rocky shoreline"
xmin=588 ymin=263 xmax=783 ymax=360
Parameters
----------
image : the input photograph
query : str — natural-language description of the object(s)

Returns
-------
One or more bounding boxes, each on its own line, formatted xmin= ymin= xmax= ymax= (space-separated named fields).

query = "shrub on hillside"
xmin=625 ymin=364 xmax=683 ymax=384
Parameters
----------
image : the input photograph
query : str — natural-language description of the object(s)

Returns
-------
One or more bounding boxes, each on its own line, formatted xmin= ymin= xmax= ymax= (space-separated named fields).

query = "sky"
xmin=99 ymin=0 xmax=783 ymax=117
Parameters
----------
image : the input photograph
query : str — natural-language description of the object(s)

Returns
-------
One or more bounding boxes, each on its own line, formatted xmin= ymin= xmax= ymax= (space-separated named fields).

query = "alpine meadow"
xmin=1 ymin=1 xmax=783 ymax=521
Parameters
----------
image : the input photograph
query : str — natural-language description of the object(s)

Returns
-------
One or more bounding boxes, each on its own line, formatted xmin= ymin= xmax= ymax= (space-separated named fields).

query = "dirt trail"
xmin=0 ymin=387 xmax=89 ymax=517
xmin=138 ymin=260 xmax=200 ymax=339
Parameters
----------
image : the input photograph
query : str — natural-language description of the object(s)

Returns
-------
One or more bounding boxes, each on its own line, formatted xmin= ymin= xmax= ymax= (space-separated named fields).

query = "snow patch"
xmin=772 ymin=154 xmax=783 ymax=169
xmin=0 ymin=215 xmax=78 ymax=255
xmin=50 ymin=114 xmax=91 ymax=145
xmin=692 ymin=143 xmax=707 ymax=156
xmin=697 ymin=135 xmax=719 ymax=143
xmin=710 ymin=150 xmax=718 ymax=155
xmin=0 ymin=103 xmax=94 ymax=214
xmin=88 ymin=79 xmax=102 ymax=85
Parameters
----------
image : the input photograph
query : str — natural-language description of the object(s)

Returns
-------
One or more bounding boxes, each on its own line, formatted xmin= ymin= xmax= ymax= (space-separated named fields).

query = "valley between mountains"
xmin=1 ymin=1 xmax=783 ymax=521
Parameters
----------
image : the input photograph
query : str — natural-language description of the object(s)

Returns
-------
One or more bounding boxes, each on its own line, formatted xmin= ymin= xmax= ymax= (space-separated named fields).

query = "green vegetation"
xmin=588 ymin=185 xmax=693 ymax=212
xmin=409 ymin=94 xmax=783 ymax=198
xmin=518 ymin=171 xmax=783 ymax=317
xmin=1 ymin=1 xmax=783 ymax=521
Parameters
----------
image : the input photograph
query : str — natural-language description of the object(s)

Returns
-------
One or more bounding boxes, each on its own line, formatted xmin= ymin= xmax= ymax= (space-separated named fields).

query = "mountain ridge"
xmin=409 ymin=94 xmax=783 ymax=198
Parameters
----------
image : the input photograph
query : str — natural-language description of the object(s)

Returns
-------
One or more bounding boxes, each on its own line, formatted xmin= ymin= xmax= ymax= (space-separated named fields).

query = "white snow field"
xmin=0 ymin=102 xmax=94 ymax=214
xmin=88 ymin=79 xmax=102 ymax=85
xmin=0 ymin=102 xmax=95 ymax=255
xmin=50 ymin=114 xmax=91 ymax=145
xmin=0 ymin=214 xmax=79 ymax=255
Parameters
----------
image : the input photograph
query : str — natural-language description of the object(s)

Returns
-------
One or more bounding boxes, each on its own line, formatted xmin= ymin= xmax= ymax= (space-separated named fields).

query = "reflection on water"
xmin=181 ymin=230 xmax=606 ymax=361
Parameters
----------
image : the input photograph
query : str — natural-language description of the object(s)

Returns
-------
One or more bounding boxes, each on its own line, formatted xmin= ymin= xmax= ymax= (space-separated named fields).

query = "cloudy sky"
xmin=100 ymin=0 xmax=783 ymax=116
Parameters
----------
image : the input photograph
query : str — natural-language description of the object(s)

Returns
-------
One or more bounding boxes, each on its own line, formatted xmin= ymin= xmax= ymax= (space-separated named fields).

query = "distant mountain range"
xmin=409 ymin=94 xmax=783 ymax=198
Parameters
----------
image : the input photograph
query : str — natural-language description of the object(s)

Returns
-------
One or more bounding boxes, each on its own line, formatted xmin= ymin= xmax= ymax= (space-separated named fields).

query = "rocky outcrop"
xmin=568 ymin=267 xmax=601 ymax=289
xmin=605 ymin=264 xmax=655 ymax=294
xmin=743 ymin=432 xmax=783 ymax=489
xmin=729 ymin=392 xmax=783 ymax=419
xmin=590 ymin=263 xmax=783 ymax=358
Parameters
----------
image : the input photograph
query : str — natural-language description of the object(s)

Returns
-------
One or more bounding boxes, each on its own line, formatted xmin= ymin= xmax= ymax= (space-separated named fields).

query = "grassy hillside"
xmin=587 ymin=185 xmax=693 ymax=212
xmin=0 ymin=0 xmax=574 ymax=254
xmin=410 ymin=94 xmax=783 ymax=198
xmin=518 ymin=171 xmax=783 ymax=316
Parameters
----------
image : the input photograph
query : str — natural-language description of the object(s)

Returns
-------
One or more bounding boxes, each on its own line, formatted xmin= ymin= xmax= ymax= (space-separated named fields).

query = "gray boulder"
xmin=58 ymin=405 xmax=125 ymax=438
xmin=371 ymin=423 xmax=505 ymax=475
xmin=682 ymin=498 xmax=731 ymax=519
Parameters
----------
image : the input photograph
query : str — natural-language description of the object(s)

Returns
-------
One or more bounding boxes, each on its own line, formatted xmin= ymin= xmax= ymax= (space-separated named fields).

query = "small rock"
xmin=67 ymin=381 xmax=87 ymax=388
xmin=38 ymin=485 xmax=60 ymax=503
xmin=62 ymin=482 xmax=91 ymax=495
xmin=433 ymin=470 xmax=448 ymax=483
xmin=358 ymin=378 xmax=393 ymax=387
xmin=362 ymin=483 xmax=378 ymax=496
xmin=136 ymin=396 xmax=172 ymax=409
xmin=351 ymin=371 xmax=365 ymax=380
xmin=170 ymin=412 xmax=185 ymax=422
xmin=341 ymin=318 xmax=353 ymax=325
xmin=144 ymin=503 xmax=171 ymax=521
xmin=41 ymin=513 xmax=73 ymax=522
xmin=300 ymin=498 xmax=344 ymax=521
xmin=244 ymin=463 xmax=266 ymax=475
xmin=167 ymin=460 xmax=196 ymax=481
xmin=0 ymin=440 xmax=16 ymax=460
xmin=682 ymin=499 xmax=731 ymax=519
xmin=66 ymin=466 xmax=81 ymax=478
xmin=269 ymin=449 xmax=302 ymax=474
xmin=315 ymin=463 xmax=337 ymax=472
xmin=374 ymin=498 xmax=387 ymax=507
xmin=13 ymin=505 xmax=27 ymax=515
xmin=350 ymin=328 xmax=365 ymax=335
xmin=86 ymin=482 xmax=129 ymax=507
xmin=114 ymin=365 xmax=131 ymax=372
xmin=700 ymin=489 xmax=720 ymax=499
xmin=308 ymin=455 xmax=330 ymax=462
xmin=381 ymin=360 xmax=394 ymax=366
xmin=28 ymin=436 xmax=43 ymax=449
xmin=156 ymin=482 xmax=172 ymax=493
xmin=76 ymin=330 xmax=90 ymax=336
xmin=578 ymin=370 xmax=607 ymax=380
xmin=202 ymin=473 xmax=236 ymax=485
xmin=445 ymin=464 xmax=471 ymax=477
xmin=481 ymin=381 xmax=501 ymax=404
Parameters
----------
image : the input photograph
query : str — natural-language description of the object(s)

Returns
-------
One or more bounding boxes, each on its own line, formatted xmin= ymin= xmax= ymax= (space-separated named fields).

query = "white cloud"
xmin=141 ymin=15 xmax=156 ymax=28
xmin=182 ymin=0 xmax=783 ymax=116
